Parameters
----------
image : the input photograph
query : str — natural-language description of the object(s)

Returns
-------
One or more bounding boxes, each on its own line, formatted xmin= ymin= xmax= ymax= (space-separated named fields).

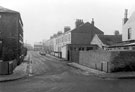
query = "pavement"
xmin=68 ymin=62 xmax=135 ymax=79
xmin=0 ymin=55 xmax=29 ymax=82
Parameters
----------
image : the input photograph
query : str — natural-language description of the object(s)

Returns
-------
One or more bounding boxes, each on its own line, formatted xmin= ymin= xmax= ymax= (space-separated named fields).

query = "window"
xmin=123 ymin=47 xmax=129 ymax=50
xmin=79 ymin=47 xmax=84 ymax=51
xmin=70 ymin=47 xmax=73 ymax=50
xmin=132 ymin=47 xmax=135 ymax=50
xmin=0 ymin=41 xmax=2 ymax=59
xmin=62 ymin=37 xmax=64 ymax=42
xmin=86 ymin=47 xmax=93 ymax=51
xmin=73 ymin=47 xmax=78 ymax=51
xmin=79 ymin=48 xmax=81 ymax=51
xmin=65 ymin=35 xmax=68 ymax=42
xmin=128 ymin=28 xmax=132 ymax=39
xmin=68 ymin=34 xmax=71 ymax=41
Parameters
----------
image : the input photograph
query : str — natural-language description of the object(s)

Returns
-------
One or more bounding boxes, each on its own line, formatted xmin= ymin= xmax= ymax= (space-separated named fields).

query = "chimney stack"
xmin=91 ymin=18 xmax=94 ymax=26
xmin=64 ymin=26 xmax=71 ymax=33
xmin=123 ymin=9 xmax=128 ymax=25
xmin=114 ymin=30 xmax=120 ymax=35
xmin=75 ymin=19 xmax=84 ymax=28
xmin=57 ymin=31 xmax=63 ymax=36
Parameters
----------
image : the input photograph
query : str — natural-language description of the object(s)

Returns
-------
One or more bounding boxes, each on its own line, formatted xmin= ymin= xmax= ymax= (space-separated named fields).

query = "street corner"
xmin=0 ymin=71 xmax=27 ymax=82
xmin=0 ymin=62 xmax=28 ymax=82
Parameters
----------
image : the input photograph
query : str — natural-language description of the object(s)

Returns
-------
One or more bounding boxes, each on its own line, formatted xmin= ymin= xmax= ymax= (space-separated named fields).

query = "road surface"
xmin=0 ymin=51 xmax=135 ymax=92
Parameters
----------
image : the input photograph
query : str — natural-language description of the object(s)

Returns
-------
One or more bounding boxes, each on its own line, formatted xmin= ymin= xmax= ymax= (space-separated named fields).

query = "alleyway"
xmin=1 ymin=51 xmax=135 ymax=92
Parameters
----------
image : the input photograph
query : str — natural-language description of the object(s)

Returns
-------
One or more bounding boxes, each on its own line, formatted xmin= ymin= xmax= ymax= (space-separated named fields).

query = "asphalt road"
xmin=1 ymin=51 xmax=135 ymax=92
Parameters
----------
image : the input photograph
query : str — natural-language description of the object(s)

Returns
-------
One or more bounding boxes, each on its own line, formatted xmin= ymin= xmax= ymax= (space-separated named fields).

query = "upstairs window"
xmin=128 ymin=28 xmax=132 ymax=39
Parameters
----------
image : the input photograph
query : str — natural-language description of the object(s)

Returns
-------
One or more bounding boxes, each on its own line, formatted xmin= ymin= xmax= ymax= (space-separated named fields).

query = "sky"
xmin=1 ymin=0 xmax=135 ymax=45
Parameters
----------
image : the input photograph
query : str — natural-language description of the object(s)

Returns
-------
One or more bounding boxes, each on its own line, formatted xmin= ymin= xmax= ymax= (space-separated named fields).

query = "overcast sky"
xmin=1 ymin=0 xmax=135 ymax=45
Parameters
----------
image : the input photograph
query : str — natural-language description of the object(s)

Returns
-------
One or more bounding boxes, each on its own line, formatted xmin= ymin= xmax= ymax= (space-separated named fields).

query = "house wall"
xmin=55 ymin=32 xmax=71 ymax=52
xmin=61 ymin=45 xmax=67 ymax=59
xmin=0 ymin=13 xmax=18 ymax=38
xmin=122 ymin=22 xmax=135 ymax=41
xmin=0 ymin=13 xmax=24 ymax=63
xmin=122 ymin=12 xmax=135 ymax=41
xmin=71 ymin=32 xmax=93 ymax=44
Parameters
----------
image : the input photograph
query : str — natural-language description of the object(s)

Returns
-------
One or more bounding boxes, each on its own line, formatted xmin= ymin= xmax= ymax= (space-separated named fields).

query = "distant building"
xmin=34 ymin=42 xmax=43 ymax=51
xmin=24 ymin=43 xmax=33 ymax=50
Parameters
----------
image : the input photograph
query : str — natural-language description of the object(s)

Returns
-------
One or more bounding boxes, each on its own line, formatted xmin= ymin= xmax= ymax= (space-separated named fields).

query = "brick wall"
xmin=111 ymin=51 xmax=135 ymax=72
xmin=79 ymin=49 xmax=135 ymax=72
xmin=71 ymin=33 xmax=93 ymax=44
xmin=79 ymin=49 xmax=112 ymax=72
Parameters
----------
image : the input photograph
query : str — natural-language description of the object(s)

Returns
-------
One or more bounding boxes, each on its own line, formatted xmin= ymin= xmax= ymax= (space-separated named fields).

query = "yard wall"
xmin=79 ymin=49 xmax=135 ymax=72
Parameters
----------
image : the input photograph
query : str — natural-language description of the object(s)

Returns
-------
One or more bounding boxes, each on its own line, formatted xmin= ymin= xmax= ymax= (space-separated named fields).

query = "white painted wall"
xmin=55 ymin=31 xmax=71 ymax=52
xmin=91 ymin=34 xmax=106 ymax=48
xmin=122 ymin=12 xmax=135 ymax=41
xmin=61 ymin=45 xmax=67 ymax=59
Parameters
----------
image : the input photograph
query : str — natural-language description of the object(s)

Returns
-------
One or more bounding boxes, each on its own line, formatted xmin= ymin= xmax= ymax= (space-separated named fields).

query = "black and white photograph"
xmin=0 ymin=0 xmax=135 ymax=92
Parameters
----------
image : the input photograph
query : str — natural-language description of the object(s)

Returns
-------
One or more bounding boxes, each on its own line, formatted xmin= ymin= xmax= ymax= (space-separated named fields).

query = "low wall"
xmin=79 ymin=49 xmax=135 ymax=72
xmin=111 ymin=51 xmax=135 ymax=72
xmin=0 ymin=60 xmax=17 ymax=75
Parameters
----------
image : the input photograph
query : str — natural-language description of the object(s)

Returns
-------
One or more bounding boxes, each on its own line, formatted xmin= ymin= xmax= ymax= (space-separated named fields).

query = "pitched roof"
xmin=97 ymin=34 xmax=122 ymax=45
xmin=71 ymin=22 xmax=104 ymax=34
xmin=0 ymin=6 xmax=18 ymax=13
xmin=109 ymin=40 xmax=135 ymax=47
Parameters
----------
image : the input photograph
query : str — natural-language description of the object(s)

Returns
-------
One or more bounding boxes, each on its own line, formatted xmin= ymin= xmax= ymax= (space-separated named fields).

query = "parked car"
xmin=39 ymin=51 xmax=46 ymax=56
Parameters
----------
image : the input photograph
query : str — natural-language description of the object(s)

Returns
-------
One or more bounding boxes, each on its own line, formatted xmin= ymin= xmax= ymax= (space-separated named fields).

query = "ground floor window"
xmin=86 ymin=47 xmax=93 ymax=51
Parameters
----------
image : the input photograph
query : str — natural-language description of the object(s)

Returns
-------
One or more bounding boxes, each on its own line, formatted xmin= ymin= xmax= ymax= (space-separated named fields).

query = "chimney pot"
xmin=91 ymin=18 xmax=94 ymax=26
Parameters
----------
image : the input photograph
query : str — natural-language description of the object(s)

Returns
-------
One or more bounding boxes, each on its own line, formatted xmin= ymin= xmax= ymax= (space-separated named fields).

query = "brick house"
xmin=44 ymin=19 xmax=104 ymax=60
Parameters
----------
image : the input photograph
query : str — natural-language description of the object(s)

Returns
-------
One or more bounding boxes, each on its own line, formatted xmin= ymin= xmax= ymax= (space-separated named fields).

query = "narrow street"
xmin=1 ymin=51 xmax=135 ymax=92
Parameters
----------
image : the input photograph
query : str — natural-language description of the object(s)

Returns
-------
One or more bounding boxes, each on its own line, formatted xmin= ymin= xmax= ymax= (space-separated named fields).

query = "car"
xmin=39 ymin=51 xmax=46 ymax=56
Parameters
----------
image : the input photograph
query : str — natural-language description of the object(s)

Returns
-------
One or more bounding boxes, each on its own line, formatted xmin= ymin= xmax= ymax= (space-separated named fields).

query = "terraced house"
xmin=44 ymin=19 xmax=104 ymax=61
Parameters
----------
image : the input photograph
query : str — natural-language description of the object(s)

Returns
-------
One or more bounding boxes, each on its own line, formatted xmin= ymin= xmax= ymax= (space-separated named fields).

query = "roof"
xmin=97 ymin=34 xmax=122 ymax=45
xmin=0 ymin=6 xmax=18 ymax=13
xmin=109 ymin=40 xmax=135 ymax=47
xmin=51 ymin=21 xmax=104 ymax=40
xmin=71 ymin=22 xmax=104 ymax=34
